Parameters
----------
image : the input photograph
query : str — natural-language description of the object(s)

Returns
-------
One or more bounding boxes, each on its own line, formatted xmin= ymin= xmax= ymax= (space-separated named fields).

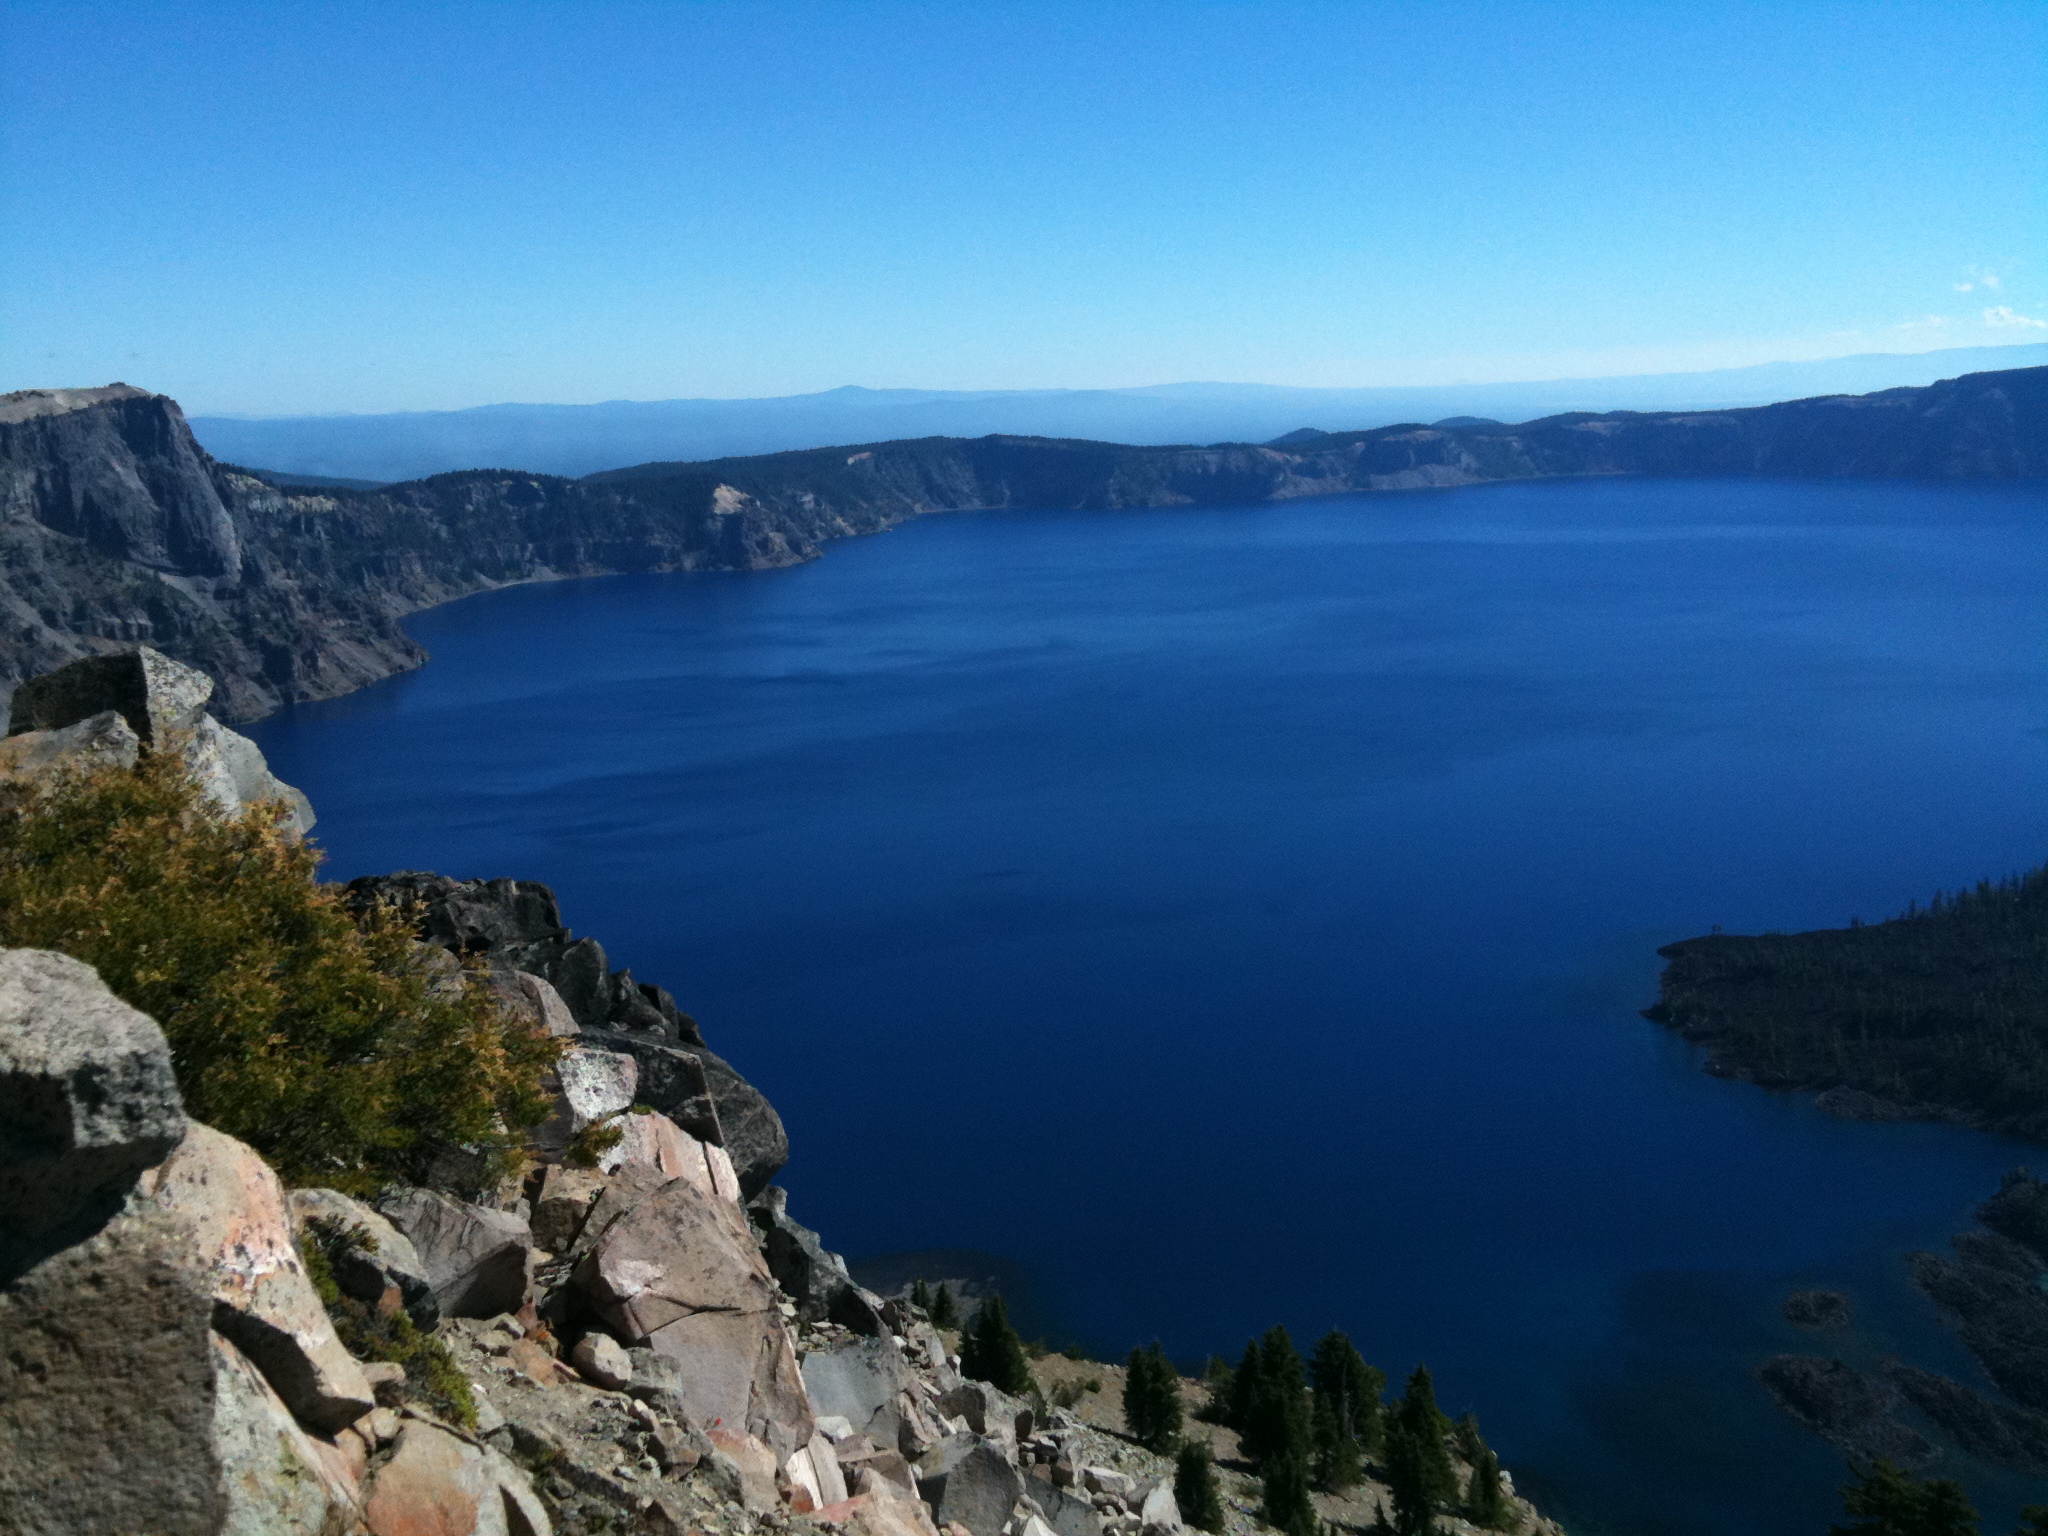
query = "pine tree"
xmin=1312 ymin=1392 xmax=1363 ymax=1490
xmin=1310 ymin=1331 xmax=1385 ymax=1458
xmin=1125 ymin=1341 xmax=1183 ymax=1452
xmin=1260 ymin=1437 xmax=1320 ymax=1536
xmin=929 ymin=1282 xmax=960 ymax=1330
xmin=1464 ymin=1447 xmax=1508 ymax=1530
xmin=1382 ymin=1418 xmax=1438 ymax=1536
xmin=911 ymin=1279 xmax=933 ymax=1314
xmin=1241 ymin=1327 xmax=1310 ymax=1466
xmin=1197 ymin=1355 xmax=1236 ymax=1424
xmin=959 ymin=1293 xmax=1032 ymax=1395
xmin=1453 ymin=1412 xmax=1484 ymax=1465
xmin=1228 ymin=1338 xmax=1265 ymax=1435
xmin=2017 ymin=1507 xmax=2048 ymax=1536
xmin=1396 ymin=1366 xmax=1457 ymax=1507
xmin=1175 ymin=1442 xmax=1227 ymax=1533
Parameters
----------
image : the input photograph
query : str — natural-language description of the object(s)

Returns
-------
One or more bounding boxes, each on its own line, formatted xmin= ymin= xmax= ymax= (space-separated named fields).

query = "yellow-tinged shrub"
xmin=0 ymin=744 xmax=559 ymax=1190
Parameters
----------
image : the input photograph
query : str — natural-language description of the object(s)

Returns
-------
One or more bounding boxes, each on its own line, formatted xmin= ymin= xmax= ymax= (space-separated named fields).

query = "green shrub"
xmin=298 ymin=1216 xmax=475 ymax=1428
xmin=565 ymin=1113 xmax=627 ymax=1169
xmin=0 ymin=746 xmax=559 ymax=1190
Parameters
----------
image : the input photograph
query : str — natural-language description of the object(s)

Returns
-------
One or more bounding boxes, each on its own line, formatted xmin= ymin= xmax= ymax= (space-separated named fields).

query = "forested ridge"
xmin=1646 ymin=865 xmax=2048 ymax=1136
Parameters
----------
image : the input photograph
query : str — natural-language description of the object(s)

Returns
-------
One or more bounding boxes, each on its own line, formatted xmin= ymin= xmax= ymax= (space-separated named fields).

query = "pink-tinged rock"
xmin=575 ymin=1171 xmax=812 ymax=1457
xmin=599 ymin=1108 xmax=742 ymax=1208
xmin=708 ymin=1429 xmax=782 ymax=1512
xmin=829 ymin=1476 xmax=946 ymax=1536
xmin=363 ymin=1416 xmax=551 ymax=1536
xmin=786 ymin=1430 xmax=849 ymax=1509
xmin=489 ymin=969 xmax=579 ymax=1039
xmin=570 ymin=1331 xmax=632 ymax=1390
xmin=149 ymin=1120 xmax=375 ymax=1433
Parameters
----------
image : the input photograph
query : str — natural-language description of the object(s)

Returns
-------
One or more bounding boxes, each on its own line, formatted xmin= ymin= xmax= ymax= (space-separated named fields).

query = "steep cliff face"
xmin=0 ymin=366 xmax=2040 ymax=722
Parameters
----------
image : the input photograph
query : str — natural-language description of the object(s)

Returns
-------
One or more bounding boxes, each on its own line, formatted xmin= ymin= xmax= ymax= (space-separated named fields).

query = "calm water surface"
xmin=251 ymin=478 xmax=2048 ymax=1536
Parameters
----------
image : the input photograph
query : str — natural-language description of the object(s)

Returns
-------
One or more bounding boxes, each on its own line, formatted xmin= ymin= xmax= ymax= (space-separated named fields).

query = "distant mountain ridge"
xmin=0 ymin=365 xmax=2041 ymax=723
xmin=187 ymin=344 xmax=2048 ymax=482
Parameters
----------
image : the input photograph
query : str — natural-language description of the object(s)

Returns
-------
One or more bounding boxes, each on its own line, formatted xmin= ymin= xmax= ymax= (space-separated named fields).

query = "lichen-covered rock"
xmin=0 ymin=709 xmax=141 ymax=782
xmin=0 ymin=1207 xmax=223 ymax=1534
xmin=531 ymin=1046 xmax=637 ymax=1158
xmin=919 ymin=1436 xmax=1022 ymax=1536
xmin=0 ymin=947 xmax=187 ymax=1242
xmin=377 ymin=1187 xmax=533 ymax=1320
xmin=146 ymin=1121 xmax=375 ymax=1433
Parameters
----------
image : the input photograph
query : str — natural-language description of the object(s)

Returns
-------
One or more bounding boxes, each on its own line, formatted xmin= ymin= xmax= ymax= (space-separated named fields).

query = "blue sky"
xmin=3 ymin=1 xmax=2042 ymax=413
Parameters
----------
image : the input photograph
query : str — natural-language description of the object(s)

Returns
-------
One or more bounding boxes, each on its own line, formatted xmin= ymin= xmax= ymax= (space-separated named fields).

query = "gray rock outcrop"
xmin=0 ymin=948 xmax=186 ymax=1245
xmin=376 ymin=1186 xmax=534 ymax=1319
xmin=752 ymin=1185 xmax=887 ymax=1334
xmin=0 ymin=648 xmax=314 ymax=835
xmin=348 ymin=870 xmax=790 ymax=1195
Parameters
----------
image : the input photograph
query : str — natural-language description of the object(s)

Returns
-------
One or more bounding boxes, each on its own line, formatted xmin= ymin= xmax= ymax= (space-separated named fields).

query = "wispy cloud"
xmin=1955 ymin=267 xmax=2004 ymax=293
xmin=1983 ymin=305 xmax=2048 ymax=330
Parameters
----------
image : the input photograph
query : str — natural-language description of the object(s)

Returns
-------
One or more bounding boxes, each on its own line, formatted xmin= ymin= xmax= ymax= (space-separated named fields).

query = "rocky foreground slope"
xmin=1 ymin=367 xmax=2042 ymax=723
xmin=0 ymin=648 xmax=1559 ymax=1536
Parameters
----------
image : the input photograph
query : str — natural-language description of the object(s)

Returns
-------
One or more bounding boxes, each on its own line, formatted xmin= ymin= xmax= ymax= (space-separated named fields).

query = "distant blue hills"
xmin=190 ymin=343 xmax=2048 ymax=484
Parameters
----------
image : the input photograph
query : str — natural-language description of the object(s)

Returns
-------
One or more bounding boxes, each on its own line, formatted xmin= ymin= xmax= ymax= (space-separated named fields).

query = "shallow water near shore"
xmin=249 ymin=477 xmax=2048 ymax=1535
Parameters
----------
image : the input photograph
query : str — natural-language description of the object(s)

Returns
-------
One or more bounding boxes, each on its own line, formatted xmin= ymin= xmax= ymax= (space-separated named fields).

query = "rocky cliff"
xmin=3 ymin=367 xmax=2042 ymax=724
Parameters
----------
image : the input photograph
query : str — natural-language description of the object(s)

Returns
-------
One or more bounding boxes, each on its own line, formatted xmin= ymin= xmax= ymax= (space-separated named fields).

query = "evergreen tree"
xmin=1395 ymin=1366 xmax=1458 ymax=1507
xmin=2016 ymin=1508 xmax=2048 ymax=1536
xmin=1260 ymin=1437 xmax=1320 ymax=1536
xmin=911 ymin=1279 xmax=933 ymax=1314
xmin=1310 ymin=1331 xmax=1385 ymax=1457
xmin=929 ymin=1282 xmax=960 ymax=1329
xmin=1464 ymin=1447 xmax=1508 ymax=1530
xmin=1175 ymin=1442 xmax=1227 ymax=1534
xmin=1197 ymin=1355 xmax=1236 ymax=1425
xmin=1453 ymin=1412 xmax=1484 ymax=1465
xmin=1228 ymin=1338 xmax=1265 ymax=1434
xmin=1125 ymin=1341 xmax=1183 ymax=1452
xmin=1312 ymin=1393 xmax=1363 ymax=1491
xmin=959 ymin=1294 xmax=1032 ymax=1395
xmin=1382 ymin=1419 xmax=1438 ymax=1536
xmin=1240 ymin=1327 xmax=1310 ymax=1467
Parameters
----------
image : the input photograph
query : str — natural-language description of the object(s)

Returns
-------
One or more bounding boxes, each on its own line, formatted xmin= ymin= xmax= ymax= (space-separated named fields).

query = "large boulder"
xmin=918 ymin=1436 xmax=1023 ymax=1536
xmin=377 ymin=1187 xmax=533 ymax=1319
xmin=574 ymin=1170 xmax=814 ymax=1458
xmin=803 ymin=1336 xmax=916 ymax=1447
xmin=289 ymin=1186 xmax=439 ymax=1329
xmin=0 ymin=1207 xmax=225 ymax=1534
xmin=578 ymin=1027 xmax=724 ymax=1146
xmin=7 ymin=646 xmax=212 ymax=744
xmin=363 ymin=1416 xmax=551 ymax=1536
xmin=0 ymin=948 xmax=186 ymax=1246
xmin=696 ymin=1043 xmax=789 ymax=1198
xmin=0 ymin=709 xmax=140 ymax=782
xmin=0 ymin=651 xmax=314 ymax=834
xmin=531 ymin=1044 xmax=638 ymax=1158
xmin=146 ymin=1121 xmax=376 ymax=1432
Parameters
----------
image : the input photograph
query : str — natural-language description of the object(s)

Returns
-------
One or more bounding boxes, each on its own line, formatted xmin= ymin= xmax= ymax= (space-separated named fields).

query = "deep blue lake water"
xmin=249 ymin=478 xmax=2048 ymax=1536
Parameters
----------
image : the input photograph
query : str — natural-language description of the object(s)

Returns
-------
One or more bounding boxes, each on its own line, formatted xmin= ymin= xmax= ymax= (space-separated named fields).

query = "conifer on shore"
xmin=959 ymin=1293 xmax=1033 ymax=1395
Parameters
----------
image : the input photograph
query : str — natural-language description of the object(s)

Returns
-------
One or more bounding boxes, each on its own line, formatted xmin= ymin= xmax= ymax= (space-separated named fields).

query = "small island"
xmin=1644 ymin=865 xmax=2048 ymax=1138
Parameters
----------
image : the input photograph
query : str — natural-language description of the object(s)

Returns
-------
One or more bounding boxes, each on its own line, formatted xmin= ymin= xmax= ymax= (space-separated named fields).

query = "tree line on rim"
xmin=909 ymin=1281 xmax=1513 ymax=1536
